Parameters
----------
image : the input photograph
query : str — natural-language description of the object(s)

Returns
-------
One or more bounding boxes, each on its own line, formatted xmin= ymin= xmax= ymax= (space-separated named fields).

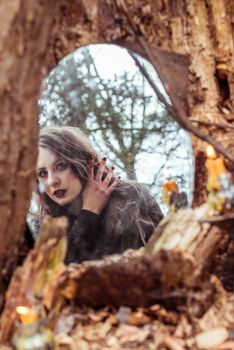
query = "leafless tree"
xmin=39 ymin=46 xmax=192 ymax=201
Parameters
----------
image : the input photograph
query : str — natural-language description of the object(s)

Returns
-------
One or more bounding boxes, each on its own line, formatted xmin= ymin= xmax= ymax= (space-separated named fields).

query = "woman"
xmin=34 ymin=126 xmax=163 ymax=264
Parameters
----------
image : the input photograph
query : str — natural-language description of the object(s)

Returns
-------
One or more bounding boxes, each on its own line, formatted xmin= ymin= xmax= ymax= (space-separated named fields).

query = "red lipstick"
xmin=53 ymin=189 xmax=66 ymax=198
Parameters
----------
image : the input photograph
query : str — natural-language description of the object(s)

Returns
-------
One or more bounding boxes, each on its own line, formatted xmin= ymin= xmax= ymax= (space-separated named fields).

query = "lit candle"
xmin=13 ymin=305 xmax=56 ymax=350
xmin=162 ymin=180 xmax=178 ymax=193
xmin=162 ymin=180 xmax=178 ymax=206
xmin=205 ymin=145 xmax=227 ymax=192
xmin=16 ymin=306 xmax=38 ymax=325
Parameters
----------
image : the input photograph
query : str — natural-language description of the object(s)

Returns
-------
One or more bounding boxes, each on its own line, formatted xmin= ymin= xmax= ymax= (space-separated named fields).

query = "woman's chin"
xmin=52 ymin=194 xmax=80 ymax=209
xmin=53 ymin=197 xmax=70 ymax=206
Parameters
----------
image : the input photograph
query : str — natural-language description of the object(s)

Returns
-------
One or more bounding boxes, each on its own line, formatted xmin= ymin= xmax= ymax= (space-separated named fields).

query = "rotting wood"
xmin=0 ymin=207 xmax=232 ymax=345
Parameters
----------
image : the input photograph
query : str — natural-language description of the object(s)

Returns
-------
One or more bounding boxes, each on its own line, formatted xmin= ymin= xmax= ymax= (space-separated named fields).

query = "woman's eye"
xmin=57 ymin=161 xmax=68 ymax=171
xmin=38 ymin=170 xmax=47 ymax=178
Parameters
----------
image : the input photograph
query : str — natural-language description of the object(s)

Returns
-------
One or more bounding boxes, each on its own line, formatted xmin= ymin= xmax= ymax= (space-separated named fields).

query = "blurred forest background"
xmin=39 ymin=44 xmax=194 ymax=213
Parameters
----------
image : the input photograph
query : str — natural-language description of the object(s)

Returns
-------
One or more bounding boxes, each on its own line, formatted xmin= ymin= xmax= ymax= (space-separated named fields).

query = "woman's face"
xmin=37 ymin=147 xmax=83 ymax=206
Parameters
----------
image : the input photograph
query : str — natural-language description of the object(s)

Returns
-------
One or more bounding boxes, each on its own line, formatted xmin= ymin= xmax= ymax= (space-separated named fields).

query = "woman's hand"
xmin=81 ymin=157 xmax=119 ymax=215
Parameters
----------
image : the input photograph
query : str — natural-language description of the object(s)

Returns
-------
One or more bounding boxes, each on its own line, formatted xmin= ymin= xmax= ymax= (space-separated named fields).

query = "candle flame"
xmin=16 ymin=306 xmax=38 ymax=324
xmin=16 ymin=306 xmax=30 ymax=315
xmin=163 ymin=180 xmax=178 ymax=193
xmin=206 ymin=145 xmax=216 ymax=159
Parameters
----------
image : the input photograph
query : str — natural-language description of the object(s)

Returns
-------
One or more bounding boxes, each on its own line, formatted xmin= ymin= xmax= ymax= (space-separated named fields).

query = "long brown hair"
xmin=36 ymin=126 xmax=99 ymax=217
xmin=35 ymin=126 xmax=163 ymax=245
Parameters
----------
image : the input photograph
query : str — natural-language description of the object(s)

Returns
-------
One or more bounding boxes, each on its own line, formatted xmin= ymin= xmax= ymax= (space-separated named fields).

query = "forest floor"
xmin=1 ymin=218 xmax=234 ymax=350
xmin=53 ymin=242 xmax=234 ymax=350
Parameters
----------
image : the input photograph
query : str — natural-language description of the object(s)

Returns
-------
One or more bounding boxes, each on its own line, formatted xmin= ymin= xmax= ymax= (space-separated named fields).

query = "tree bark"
xmin=0 ymin=216 xmax=68 ymax=344
xmin=0 ymin=1 xmax=59 ymax=303
xmin=47 ymin=0 xmax=234 ymax=202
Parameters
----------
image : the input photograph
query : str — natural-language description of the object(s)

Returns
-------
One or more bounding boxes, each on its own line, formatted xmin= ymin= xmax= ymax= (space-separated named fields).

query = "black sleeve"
xmin=24 ymin=222 xmax=35 ymax=249
xmin=65 ymin=209 xmax=100 ymax=264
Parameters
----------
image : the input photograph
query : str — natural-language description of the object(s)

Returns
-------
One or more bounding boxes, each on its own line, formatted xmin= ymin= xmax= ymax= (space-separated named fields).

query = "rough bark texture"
xmin=0 ymin=216 xmax=68 ymax=343
xmin=0 ymin=1 xmax=59 ymax=300
xmin=43 ymin=0 xmax=234 ymax=202
xmin=192 ymin=151 xmax=208 ymax=207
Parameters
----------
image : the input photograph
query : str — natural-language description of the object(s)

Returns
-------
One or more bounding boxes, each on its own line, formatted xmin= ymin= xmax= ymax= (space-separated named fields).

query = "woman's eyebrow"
xmin=37 ymin=166 xmax=46 ymax=171
xmin=54 ymin=158 xmax=64 ymax=164
xmin=37 ymin=158 xmax=63 ymax=170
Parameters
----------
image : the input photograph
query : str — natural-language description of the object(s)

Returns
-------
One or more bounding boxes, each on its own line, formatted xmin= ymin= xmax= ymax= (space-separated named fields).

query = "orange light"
xmin=205 ymin=145 xmax=227 ymax=192
xmin=16 ymin=306 xmax=38 ymax=324
xmin=206 ymin=145 xmax=216 ymax=159
xmin=163 ymin=180 xmax=178 ymax=193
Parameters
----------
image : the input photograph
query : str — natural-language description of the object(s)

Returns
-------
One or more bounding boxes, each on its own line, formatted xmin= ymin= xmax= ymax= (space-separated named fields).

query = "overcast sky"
xmin=40 ymin=44 xmax=194 ymax=213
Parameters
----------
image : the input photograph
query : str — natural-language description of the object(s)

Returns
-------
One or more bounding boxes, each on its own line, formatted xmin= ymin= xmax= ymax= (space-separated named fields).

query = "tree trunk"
xmin=0 ymin=216 xmax=68 ymax=343
xmin=0 ymin=1 xmax=59 ymax=305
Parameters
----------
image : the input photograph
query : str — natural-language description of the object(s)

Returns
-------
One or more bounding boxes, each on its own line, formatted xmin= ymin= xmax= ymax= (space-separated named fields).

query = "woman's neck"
xmin=64 ymin=196 xmax=82 ymax=217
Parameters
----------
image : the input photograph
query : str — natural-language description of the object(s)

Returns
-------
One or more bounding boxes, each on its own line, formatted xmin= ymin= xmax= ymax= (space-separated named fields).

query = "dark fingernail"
xmin=102 ymin=157 xmax=106 ymax=161
xmin=111 ymin=166 xmax=115 ymax=170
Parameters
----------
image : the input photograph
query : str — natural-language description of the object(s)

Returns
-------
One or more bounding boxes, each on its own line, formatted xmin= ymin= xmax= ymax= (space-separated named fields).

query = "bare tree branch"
xmin=115 ymin=0 xmax=234 ymax=162
xmin=190 ymin=119 xmax=234 ymax=130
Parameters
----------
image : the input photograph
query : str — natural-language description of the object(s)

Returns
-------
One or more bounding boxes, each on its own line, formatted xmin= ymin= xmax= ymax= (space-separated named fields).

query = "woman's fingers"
xmin=89 ymin=157 xmax=94 ymax=178
xmin=95 ymin=157 xmax=106 ymax=181
xmin=103 ymin=166 xmax=114 ymax=186
xmin=109 ymin=175 xmax=120 ymax=191
xmin=82 ymin=158 xmax=119 ymax=215
xmin=94 ymin=157 xmax=119 ymax=190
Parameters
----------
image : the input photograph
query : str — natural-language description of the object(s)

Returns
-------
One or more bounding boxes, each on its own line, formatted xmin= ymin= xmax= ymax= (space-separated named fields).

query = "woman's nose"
xmin=47 ymin=172 xmax=60 ymax=187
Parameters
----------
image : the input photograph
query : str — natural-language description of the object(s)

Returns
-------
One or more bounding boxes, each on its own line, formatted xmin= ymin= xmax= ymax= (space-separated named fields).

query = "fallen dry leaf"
xmin=87 ymin=308 xmax=109 ymax=322
xmin=54 ymin=314 xmax=76 ymax=334
xmin=163 ymin=335 xmax=186 ymax=350
xmin=213 ymin=341 xmax=234 ymax=350
xmin=83 ymin=322 xmax=112 ymax=342
xmin=195 ymin=328 xmax=229 ymax=349
xmin=116 ymin=324 xmax=151 ymax=344
xmin=127 ymin=309 xmax=151 ymax=326
xmin=55 ymin=332 xmax=74 ymax=346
